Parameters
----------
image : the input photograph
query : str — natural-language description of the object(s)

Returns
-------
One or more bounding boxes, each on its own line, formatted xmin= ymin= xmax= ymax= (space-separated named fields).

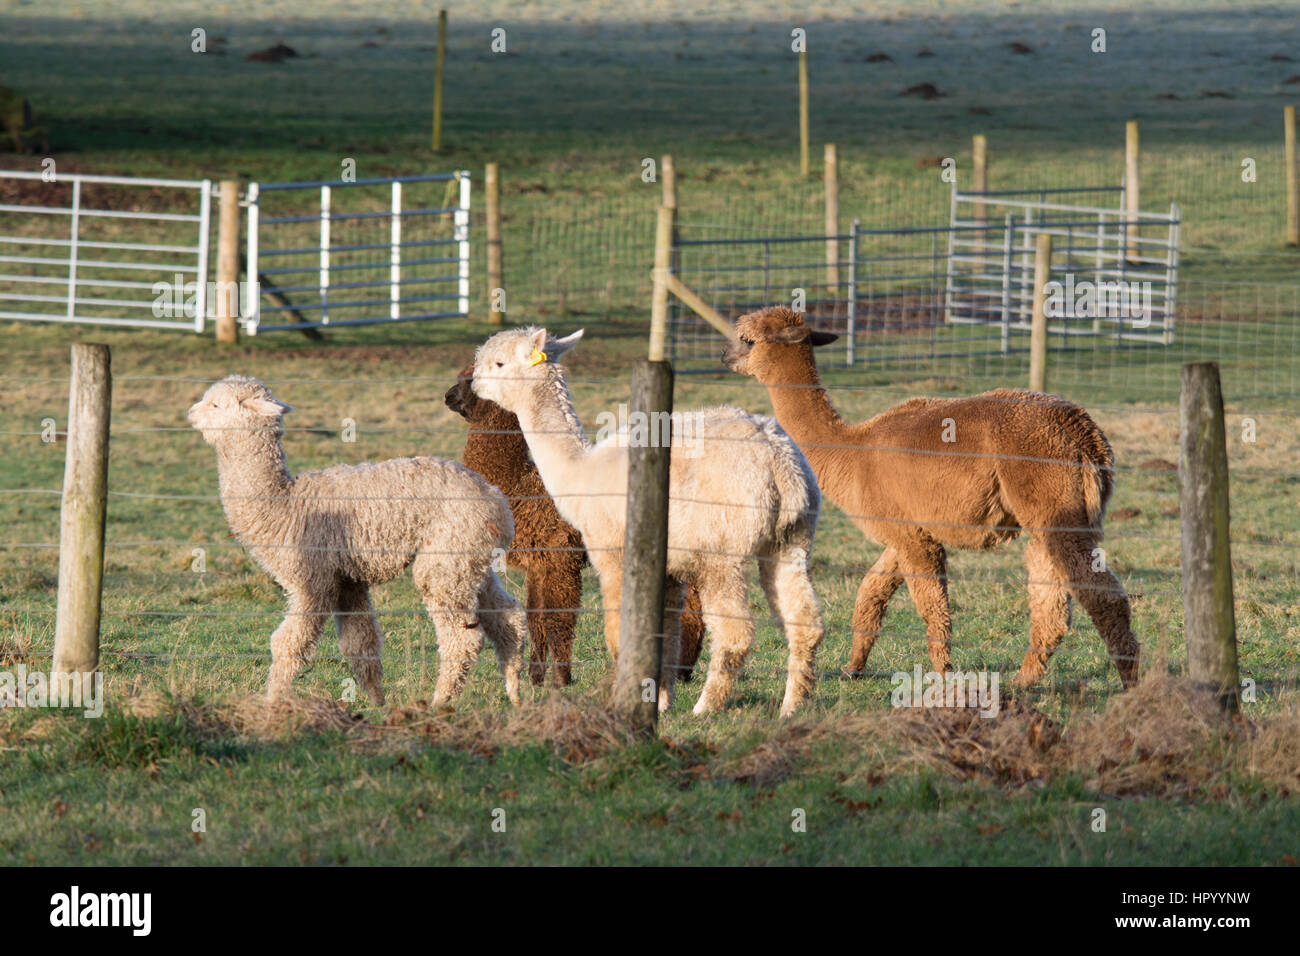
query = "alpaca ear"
xmin=544 ymin=328 xmax=584 ymax=362
xmin=245 ymin=396 xmax=293 ymax=417
xmin=809 ymin=331 xmax=839 ymax=346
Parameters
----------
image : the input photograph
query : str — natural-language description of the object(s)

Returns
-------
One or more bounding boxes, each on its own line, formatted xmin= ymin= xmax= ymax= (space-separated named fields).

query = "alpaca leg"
xmin=844 ymin=548 xmax=903 ymax=678
xmin=1015 ymin=538 xmax=1072 ymax=686
xmin=524 ymin=570 xmax=550 ymax=688
xmin=413 ymin=553 xmax=488 ymax=708
xmin=1050 ymin=533 xmax=1140 ymax=688
xmin=266 ymin=589 xmax=331 ymax=700
xmin=529 ymin=561 xmax=582 ymax=687
xmin=760 ymin=547 xmax=825 ymax=717
xmin=335 ymin=579 xmax=385 ymax=705
xmin=692 ymin=565 xmax=756 ymax=715
xmin=478 ymin=570 xmax=525 ymax=706
xmin=658 ymin=576 xmax=685 ymax=712
xmin=589 ymin=551 xmax=623 ymax=663
xmin=900 ymin=540 xmax=952 ymax=672
xmin=678 ymin=579 xmax=705 ymax=682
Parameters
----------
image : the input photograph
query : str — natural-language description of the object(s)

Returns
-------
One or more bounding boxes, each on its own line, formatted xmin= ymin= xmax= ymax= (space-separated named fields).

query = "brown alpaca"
xmin=724 ymin=306 xmax=1140 ymax=688
xmin=445 ymin=364 xmax=705 ymax=687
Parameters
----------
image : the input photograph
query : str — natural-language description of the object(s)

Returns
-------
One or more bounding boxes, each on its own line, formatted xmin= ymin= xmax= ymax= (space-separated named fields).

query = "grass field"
xmin=2 ymin=0 xmax=1299 ymax=865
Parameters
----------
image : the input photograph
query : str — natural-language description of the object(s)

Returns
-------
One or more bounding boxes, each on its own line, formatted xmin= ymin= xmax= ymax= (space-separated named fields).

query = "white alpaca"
xmin=471 ymin=327 xmax=825 ymax=716
xmin=189 ymin=375 xmax=525 ymax=707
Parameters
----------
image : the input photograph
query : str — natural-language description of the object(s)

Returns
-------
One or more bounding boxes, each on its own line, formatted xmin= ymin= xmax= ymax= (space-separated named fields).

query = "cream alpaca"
xmin=189 ymin=375 xmax=525 ymax=707
xmin=471 ymin=327 xmax=825 ymax=716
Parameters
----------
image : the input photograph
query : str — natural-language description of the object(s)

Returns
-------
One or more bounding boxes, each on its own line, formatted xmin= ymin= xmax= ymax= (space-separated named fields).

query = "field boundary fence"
xmin=0 ymin=170 xmax=212 ymax=331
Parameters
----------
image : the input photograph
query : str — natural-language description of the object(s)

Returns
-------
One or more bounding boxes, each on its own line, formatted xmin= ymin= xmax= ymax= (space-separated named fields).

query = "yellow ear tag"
xmin=528 ymin=348 xmax=548 ymax=366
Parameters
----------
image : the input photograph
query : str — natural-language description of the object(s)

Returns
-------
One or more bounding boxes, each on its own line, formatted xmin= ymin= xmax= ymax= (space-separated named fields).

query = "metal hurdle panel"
xmin=243 ymin=172 xmax=470 ymax=334
xmin=0 ymin=170 xmax=212 ymax=331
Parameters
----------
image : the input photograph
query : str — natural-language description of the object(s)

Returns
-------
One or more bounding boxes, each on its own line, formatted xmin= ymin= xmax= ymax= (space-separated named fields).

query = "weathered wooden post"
xmin=799 ymin=46 xmax=810 ymax=177
xmin=1029 ymin=233 xmax=1051 ymax=393
xmin=661 ymin=154 xmax=676 ymax=213
xmin=614 ymin=205 xmax=676 ymax=735
xmin=1125 ymin=120 xmax=1140 ymax=264
xmin=972 ymin=133 xmax=988 ymax=224
xmin=1179 ymin=362 xmax=1240 ymax=713
xmin=824 ymin=143 xmax=839 ymax=295
xmin=432 ymin=9 xmax=447 ymax=152
xmin=215 ymin=180 xmax=240 ymax=344
xmin=485 ymin=162 xmax=504 ymax=324
xmin=53 ymin=343 xmax=111 ymax=679
xmin=1285 ymin=105 xmax=1298 ymax=246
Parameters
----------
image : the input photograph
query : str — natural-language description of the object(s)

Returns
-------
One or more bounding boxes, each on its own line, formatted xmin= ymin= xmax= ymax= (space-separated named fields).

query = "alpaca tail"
xmin=764 ymin=418 xmax=821 ymax=538
xmin=1075 ymin=412 xmax=1116 ymax=529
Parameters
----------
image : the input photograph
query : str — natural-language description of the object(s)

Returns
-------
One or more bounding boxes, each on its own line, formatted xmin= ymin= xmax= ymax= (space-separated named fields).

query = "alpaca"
xmin=189 ymin=375 xmax=526 ymax=707
xmin=471 ymin=327 xmax=825 ymax=717
xmin=723 ymin=306 xmax=1140 ymax=689
xmin=445 ymin=365 xmax=707 ymax=687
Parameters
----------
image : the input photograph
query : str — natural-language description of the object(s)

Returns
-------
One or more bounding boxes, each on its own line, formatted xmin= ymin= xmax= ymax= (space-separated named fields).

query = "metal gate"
xmin=243 ymin=172 xmax=470 ymax=334
xmin=944 ymin=186 xmax=1181 ymax=349
xmin=0 ymin=170 xmax=212 ymax=330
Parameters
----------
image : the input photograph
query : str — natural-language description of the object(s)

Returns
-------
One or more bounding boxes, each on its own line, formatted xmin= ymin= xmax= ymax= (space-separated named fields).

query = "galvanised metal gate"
xmin=243 ymin=172 xmax=470 ymax=334
xmin=0 ymin=170 xmax=212 ymax=330
xmin=944 ymin=186 xmax=1181 ymax=350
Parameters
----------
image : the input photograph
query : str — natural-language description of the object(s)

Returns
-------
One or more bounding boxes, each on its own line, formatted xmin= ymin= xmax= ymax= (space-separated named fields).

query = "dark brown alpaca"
xmin=446 ymin=364 xmax=705 ymax=686
xmin=723 ymin=307 xmax=1139 ymax=688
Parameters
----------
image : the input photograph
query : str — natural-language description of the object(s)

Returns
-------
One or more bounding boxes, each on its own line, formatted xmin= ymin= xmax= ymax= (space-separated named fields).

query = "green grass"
xmin=2 ymin=0 xmax=1299 ymax=865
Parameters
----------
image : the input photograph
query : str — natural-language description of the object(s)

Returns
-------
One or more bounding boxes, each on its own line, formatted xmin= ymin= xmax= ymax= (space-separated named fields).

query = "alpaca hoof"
xmin=841 ymin=666 xmax=867 ymax=680
xmin=657 ymin=687 xmax=673 ymax=713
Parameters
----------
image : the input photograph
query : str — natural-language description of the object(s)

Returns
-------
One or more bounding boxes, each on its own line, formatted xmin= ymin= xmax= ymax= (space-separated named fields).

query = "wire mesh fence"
xmin=2 ymin=358 xmax=1296 ymax=719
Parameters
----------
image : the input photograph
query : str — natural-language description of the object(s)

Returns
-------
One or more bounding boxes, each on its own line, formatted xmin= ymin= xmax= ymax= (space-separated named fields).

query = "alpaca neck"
xmin=763 ymin=358 xmax=855 ymax=491
xmin=212 ymin=430 xmax=293 ymax=535
xmin=463 ymin=409 xmax=533 ymax=494
xmin=511 ymin=368 xmax=591 ymax=490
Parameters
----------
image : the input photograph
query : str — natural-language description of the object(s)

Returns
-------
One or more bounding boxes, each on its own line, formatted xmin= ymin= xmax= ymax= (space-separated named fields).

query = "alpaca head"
xmin=471 ymin=326 xmax=584 ymax=413
xmin=444 ymin=362 xmax=485 ymax=420
xmin=188 ymin=374 xmax=293 ymax=446
xmin=723 ymin=306 xmax=838 ymax=383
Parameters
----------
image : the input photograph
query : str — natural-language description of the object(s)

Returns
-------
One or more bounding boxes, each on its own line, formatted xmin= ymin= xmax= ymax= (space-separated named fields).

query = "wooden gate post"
xmin=432 ymin=9 xmax=447 ymax=151
xmin=1179 ymin=362 xmax=1240 ymax=713
xmin=215 ymin=180 xmax=240 ymax=344
xmin=1285 ymin=105 xmax=1298 ymax=246
xmin=1125 ymin=120 xmax=1140 ymax=264
xmin=53 ymin=343 xmax=111 ymax=679
xmin=799 ymin=46 xmax=810 ymax=177
xmin=1029 ymin=233 xmax=1051 ymax=392
xmin=485 ymin=162 xmax=504 ymax=324
xmin=824 ymin=144 xmax=839 ymax=295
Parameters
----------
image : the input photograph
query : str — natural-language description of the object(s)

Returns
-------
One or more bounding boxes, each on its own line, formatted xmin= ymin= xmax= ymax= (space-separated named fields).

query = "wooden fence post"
xmin=1179 ymin=362 xmax=1240 ymax=713
xmin=616 ymin=209 xmax=676 ymax=734
xmin=614 ymin=360 xmax=673 ymax=735
xmin=1125 ymin=120 xmax=1140 ymax=264
xmin=432 ymin=9 xmax=447 ymax=152
xmin=799 ymin=46 xmax=810 ymax=177
xmin=215 ymin=180 xmax=240 ymax=344
xmin=648 ymin=205 xmax=673 ymax=365
xmin=485 ymin=162 xmax=504 ymax=324
xmin=1029 ymin=233 xmax=1051 ymax=392
xmin=824 ymin=143 xmax=839 ymax=295
xmin=53 ymin=343 xmax=111 ymax=679
xmin=972 ymin=134 xmax=988 ymax=225
xmin=661 ymin=154 xmax=676 ymax=213
xmin=1285 ymin=105 xmax=1298 ymax=246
